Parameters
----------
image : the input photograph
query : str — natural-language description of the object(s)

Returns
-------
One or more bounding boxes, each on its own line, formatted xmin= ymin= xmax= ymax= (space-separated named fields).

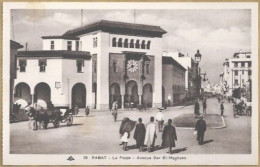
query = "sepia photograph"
xmin=2 ymin=2 xmax=258 ymax=165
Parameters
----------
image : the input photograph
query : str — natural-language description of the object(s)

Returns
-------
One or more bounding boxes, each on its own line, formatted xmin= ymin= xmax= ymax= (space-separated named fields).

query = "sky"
xmin=11 ymin=9 xmax=251 ymax=84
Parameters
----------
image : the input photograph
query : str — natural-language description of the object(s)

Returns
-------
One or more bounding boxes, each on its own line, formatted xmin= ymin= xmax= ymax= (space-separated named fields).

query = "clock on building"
xmin=127 ymin=60 xmax=138 ymax=73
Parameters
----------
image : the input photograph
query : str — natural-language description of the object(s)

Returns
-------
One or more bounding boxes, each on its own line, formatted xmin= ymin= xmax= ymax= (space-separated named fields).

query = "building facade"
xmin=162 ymin=56 xmax=186 ymax=106
xmin=221 ymin=51 xmax=252 ymax=99
xmin=14 ymin=20 xmax=188 ymax=110
xmin=163 ymin=52 xmax=197 ymax=100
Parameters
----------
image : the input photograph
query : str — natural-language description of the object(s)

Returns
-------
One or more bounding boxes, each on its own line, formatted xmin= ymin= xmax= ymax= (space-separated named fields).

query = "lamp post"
xmin=194 ymin=50 xmax=202 ymax=100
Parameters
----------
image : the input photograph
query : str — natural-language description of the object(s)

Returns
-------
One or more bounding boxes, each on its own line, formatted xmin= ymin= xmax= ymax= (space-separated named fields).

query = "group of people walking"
xmin=120 ymin=112 xmax=177 ymax=153
xmin=120 ymin=107 xmax=208 ymax=153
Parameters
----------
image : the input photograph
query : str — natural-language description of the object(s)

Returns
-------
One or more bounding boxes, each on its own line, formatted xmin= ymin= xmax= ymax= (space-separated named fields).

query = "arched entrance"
xmin=125 ymin=80 xmax=139 ymax=107
xmin=109 ymin=83 xmax=121 ymax=108
xmin=142 ymin=83 xmax=153 ymax=108
xmin=34 ymin=82 xmax=51 ymax=108
xmin=14 ymin=82 xmax=31 ymax=107
xmin=162 ymin=86 xmax=165 ymax=104
xmin=71 ymin=83 xmax=86 ymax=108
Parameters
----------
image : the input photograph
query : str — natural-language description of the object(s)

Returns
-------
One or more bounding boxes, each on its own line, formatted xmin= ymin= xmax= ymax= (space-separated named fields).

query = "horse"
xmin=28 ymin=108 xmax=61 ymax=130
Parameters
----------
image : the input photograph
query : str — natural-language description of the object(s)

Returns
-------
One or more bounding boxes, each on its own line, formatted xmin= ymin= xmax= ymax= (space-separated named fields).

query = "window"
xmin=248 ymin=62 xmax=251 ymax=67
xmin=93 ymin=61 xmax=97 ymax=73
xmin=130 ymin=39 xmax=134 ymax=48
xmin=76 ymin=41 xmax=79 ymax=51
xmin=242 ymin=79 xmax=244 ymax=83
xmin=241 ymin=62 xmax=245 ymax=67
xmin=39 ymin=59 xmax=47 ymax=72
xmin=141 ymin=40 xmax=145 ymax=49
xmin=234 ymin=62 xmax=238 ymax=67
xmin=248 ymin=70 xmax=251 ymax=76
xmin=124 ymin=39 xmax=128 ymax=48
xmin=118 ymin=38 xmax=122 ymax=47
xmin=19 ymin=60 xmax=26 ymax=72
xmin=242 ymin=70 xmax=244 ymax=75
xmin=147 ymin=41 xmax=151 ymax=50
xmin=113 ymin=60 xmax=118 ymax=73
xmin=135 ymin=40 xmax=140 ymax=49
xmin=67 ymin=41 xmax=72 ymax=51
xmin=234 ymin=79 xmax=238 ymax=85
xmin=50 ymin=41 xmax=55 ymax=50
xmin=146 ymin=62 xmax=150 ymax=74
xmin=93 ymin=37 xmax=97 ymax=48
xmin=112 ymin=38 xmax=117 ymax=47
xmin=234 ymin=70 xmax=238 ymax=76
xmin=76 ymin=60 xmax=84 ymax=73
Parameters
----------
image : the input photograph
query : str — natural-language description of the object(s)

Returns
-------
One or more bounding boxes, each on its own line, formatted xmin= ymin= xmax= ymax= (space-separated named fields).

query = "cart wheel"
xmin=42 ymin=121 xmax=48 ymax=129
xmin=66 ymin=115 xmax=73 ymax=126
xmin=53 ymin=120 xmax=60 ymax=128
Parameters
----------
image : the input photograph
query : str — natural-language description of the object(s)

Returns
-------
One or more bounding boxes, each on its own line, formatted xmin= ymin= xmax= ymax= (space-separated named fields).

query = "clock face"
xmin=127 ymin=60 xmax=138 ymax=73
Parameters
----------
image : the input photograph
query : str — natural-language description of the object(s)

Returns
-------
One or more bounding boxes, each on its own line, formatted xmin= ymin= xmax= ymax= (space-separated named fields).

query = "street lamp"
xmin=195 ymin=50 xmax=202 ymax=63
xmin=194 ymin=50 xmax=202 ymax=100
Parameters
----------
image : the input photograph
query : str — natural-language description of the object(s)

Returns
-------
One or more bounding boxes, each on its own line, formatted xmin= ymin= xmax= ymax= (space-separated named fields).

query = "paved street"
xmin=10 ymin=98 xmax=251 ymax=154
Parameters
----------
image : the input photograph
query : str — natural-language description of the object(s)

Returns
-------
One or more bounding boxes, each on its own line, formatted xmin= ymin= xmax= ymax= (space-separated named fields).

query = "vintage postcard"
xmin=2 ymin=2 xmax=258 ymax=165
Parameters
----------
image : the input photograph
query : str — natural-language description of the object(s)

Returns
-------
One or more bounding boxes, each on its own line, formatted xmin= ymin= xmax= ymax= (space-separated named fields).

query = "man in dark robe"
xmin=195 ymin=115 xmax=207 ymax=145
xmin=134 ymin=118 xmax=146 ymax=151
xmin=194 ymin=100 xmax=200 ymax=116
xmin=162 ymin=119 xmax=177 ymax=154
xmin=220 ymin=101 xmax=224 ymax=116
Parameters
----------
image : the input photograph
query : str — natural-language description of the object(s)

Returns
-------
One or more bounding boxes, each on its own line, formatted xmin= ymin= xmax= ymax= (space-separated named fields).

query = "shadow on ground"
xmin=202 ymin=139 xmax=214 ymax=145
xmin=171 ymin=147 xmax=187 ymax=154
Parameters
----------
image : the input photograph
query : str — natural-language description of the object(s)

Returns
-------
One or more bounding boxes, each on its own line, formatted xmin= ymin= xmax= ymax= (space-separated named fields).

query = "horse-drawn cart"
xmin=32 ymin=106 xmax=73 ymax=130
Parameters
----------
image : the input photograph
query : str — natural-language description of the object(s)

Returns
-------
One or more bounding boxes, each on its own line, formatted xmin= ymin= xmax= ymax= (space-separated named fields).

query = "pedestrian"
xmin=233 ymin=103 xmax=237 ymax=118
xmin=120 ymin=131 xmax=130 ymax=151
xmin=112 ymin=100 xmax=118 ymax=111
xmin=220 ymin=101 xmax=224 ymax=116
xmin=163 ymin=101 xmax=168 ymax=109
xmin=203 ymin=99 xmax=207 ymax=114
xmin=112 ymin=109 xmax=118 ymax=122
xmin=162 ymin=119 xmax=177 ymax=154
xmin=74 ymin=105 xmax=79 ymax=117
xmin=155 ymin=108 xmax=165 ymax=132
xmin=194 ymin=100 xmax=200 ymax=116
xmin=144 ymin=117 xmax=157 ymax=152
xmin=85 ymin=106 xmax=90 ymax=117
xmin=112 ymin=101 xmax=118 ymax=122
xmin=133 ymin=118 xmax=146 ymax=152
xmin=195 ymin=115 xmax=207 ymax=145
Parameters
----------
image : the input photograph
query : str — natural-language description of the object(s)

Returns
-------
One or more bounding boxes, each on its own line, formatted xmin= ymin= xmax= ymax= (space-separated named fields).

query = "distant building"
xmin=221 ymin=51 xmax=252 ymax=99
xmin=163 ymin=51 xmax=198 ymax=100
xmin=201 ymin=79 xmax=212 ymax=93
xmin=162 ymin=56 xmax=186 ymax=106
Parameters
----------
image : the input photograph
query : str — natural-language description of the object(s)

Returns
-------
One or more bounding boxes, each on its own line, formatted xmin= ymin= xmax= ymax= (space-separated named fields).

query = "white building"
xmin=14 ymin=20 xmax=171 ymax=109
xmin=221 ymin=51 xmax=252 ymax=97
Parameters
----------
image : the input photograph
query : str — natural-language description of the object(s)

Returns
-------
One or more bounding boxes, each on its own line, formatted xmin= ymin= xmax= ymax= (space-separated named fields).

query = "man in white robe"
xmin=144 ymin=117 xmax=157 ymax=152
